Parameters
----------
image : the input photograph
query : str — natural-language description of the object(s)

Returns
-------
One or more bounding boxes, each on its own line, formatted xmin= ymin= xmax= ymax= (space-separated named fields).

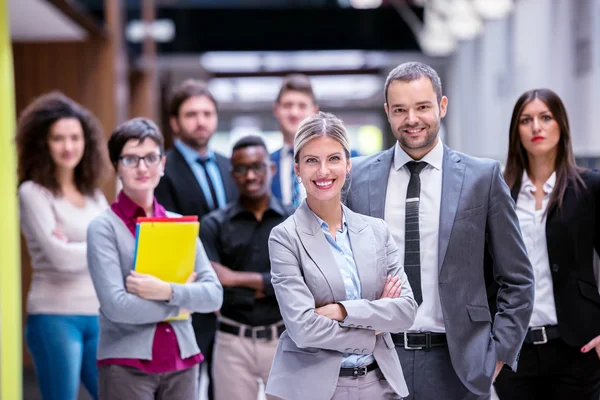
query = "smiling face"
xmin=518 ymin=98 xmax=561 ymax=159
xmin=295 ymin=135 xmax=350 ymax=203
xmin=231 ymin=145 xmax=275 ymax=200
xmin=47 ymin=117 xmax=85 ymax=172
xmin=385 ymin=77 xmax=447 ymax=160
xmin=117 ymin=138 xmax=166 ymax=197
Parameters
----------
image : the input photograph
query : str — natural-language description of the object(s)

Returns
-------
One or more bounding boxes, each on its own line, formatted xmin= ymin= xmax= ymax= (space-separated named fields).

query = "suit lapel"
xmin=344 ymin=205 xmax=377 ymax=300
xmin=215 ymin=153 xmax=237 ymax=202
xmin=294 ymin=202 xmax=346 ymax=302
xmin=270 ymin=149 xmax=282 ymax=201
xmin=369 ymin=148 xmax=394 ymax=219
xmin=171 ymin=148 xmax=210 ymax=212
xmin=438 ymin=146 xmax=466 ymax=271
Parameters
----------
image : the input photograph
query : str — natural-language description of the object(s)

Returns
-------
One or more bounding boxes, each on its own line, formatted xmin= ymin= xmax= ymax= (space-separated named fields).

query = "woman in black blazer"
xmin=494 ymin=88 xmax=600 ymax=399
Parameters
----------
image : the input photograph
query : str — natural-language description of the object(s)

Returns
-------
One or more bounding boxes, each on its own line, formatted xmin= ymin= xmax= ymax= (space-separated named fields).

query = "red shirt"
xmin=98 ymin=191 xmax=203 ymax=373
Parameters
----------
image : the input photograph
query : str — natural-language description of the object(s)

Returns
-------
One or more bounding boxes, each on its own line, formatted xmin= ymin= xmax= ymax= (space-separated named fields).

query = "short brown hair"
xmin=16 ymin=92 xmax=108 ymax=196
xmin=108 ymin=118 xmax=165 ymax=170
xmin=169 ymin=79 xmax=218 ymax=117
xmin=276 ymin=74 xmax=317 ymax=104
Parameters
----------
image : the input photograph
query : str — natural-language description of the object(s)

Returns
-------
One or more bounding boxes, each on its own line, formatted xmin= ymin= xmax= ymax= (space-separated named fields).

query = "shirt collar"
xmin=229 ymin=195 xmax=288 ymax=219
xmin=281 ymin=142 xmax=294 ymax=157
xmin=111 ymin=191 xmax=167 ymax=236
xmin=392 ymin=137 xmax=444 ymax=171
xmin=175 ymin=139 xmax=215 ymax=164
xmin=521 ymin=170 xmax=556 ymax=194
xmin=311 ymin=208 xmax=348 ymax=234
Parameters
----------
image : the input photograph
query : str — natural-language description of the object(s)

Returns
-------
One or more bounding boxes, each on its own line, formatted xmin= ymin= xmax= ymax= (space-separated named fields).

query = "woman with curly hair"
xmin=17 ymin=92 xmax=110 ymax=400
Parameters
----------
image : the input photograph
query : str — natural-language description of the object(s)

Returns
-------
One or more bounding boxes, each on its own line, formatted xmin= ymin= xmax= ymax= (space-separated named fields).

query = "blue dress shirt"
xmin=312 ymin=210 xmax=375 ymax=368
xmin=174 ymin=139 xmax=227 ymax=209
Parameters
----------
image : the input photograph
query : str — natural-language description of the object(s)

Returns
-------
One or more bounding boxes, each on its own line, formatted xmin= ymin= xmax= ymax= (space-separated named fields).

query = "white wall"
xmin=445 ymin=0 xmax=600 ymax=162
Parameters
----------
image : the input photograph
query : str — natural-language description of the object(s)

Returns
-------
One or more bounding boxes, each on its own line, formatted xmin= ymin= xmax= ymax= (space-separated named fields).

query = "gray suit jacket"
xmin=345 ymin=145 xmax=535 ymax=395
xmin=266 ymin=201 xmax=418 ymax=400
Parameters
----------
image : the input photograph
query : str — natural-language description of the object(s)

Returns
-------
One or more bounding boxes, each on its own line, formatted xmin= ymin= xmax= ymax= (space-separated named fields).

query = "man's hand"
xmin=581 ymin=335 xmax=600 ymax=359
xmin=126 ymin=271 xmax=172 ymax=300
xmin=315 ymin=304 xmax=348 ymax=322
xmin=493 ymin=361 xmax=505 ymax=381
xmin=379 ymin=275 xmax=402 ymax=299
xmin=211 ymin=261 xmax=239 ymax=287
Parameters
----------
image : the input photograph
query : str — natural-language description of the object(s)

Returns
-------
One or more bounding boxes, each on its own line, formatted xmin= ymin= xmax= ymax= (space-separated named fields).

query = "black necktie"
xmin=196 ymin=158 xmax=219 ymax=210
xmin=404 ymin=161 xmax=428 ymax=304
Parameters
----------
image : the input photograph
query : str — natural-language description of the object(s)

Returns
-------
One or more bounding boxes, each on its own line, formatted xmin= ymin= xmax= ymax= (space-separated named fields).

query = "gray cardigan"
xmin=86 ymin=209 xmax=223 ymax=360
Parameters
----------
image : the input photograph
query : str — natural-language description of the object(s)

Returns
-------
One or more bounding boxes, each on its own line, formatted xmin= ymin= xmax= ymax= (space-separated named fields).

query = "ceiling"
xmin=75 ymin=0 xmax=423 ymax=53
xmin=9 ymin=0 xmax=87 ymax=41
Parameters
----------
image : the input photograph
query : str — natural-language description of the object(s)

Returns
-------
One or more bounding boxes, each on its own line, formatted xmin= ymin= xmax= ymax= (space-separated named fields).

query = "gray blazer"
xmin=266 ymin=201 xmax=417 ymax=400
xmin=86 ymin=209 xmax=223 ymax=361
xmin=345 ymin=145 xmax=535 ymax=395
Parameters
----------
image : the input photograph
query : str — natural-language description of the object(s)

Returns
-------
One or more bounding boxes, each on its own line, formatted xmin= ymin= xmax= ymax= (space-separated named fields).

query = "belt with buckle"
xmin=523 ymin=325 xmax=560 ymax=345
xmin=218 ymin=321 xmax=284 ymax=340
xmin=339 ymin=361 xmax=379 ymax=377
xmin=391 ymin=331 xmax=448 ymax=350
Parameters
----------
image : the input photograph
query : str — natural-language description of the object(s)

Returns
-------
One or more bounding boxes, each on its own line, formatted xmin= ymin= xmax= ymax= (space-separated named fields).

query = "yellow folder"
xmin=133 ymin=217 xmax=199 ymax=321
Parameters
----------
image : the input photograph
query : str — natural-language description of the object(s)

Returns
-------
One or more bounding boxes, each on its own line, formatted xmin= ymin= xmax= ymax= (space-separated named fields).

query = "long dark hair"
xmin=504 ymin=88 xmax=585 ymax=212
xmin=16 ymin=92 xmax=109 ymax=195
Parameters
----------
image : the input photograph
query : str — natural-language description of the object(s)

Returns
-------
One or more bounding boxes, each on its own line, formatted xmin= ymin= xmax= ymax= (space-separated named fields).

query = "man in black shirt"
xmin=200 ymin=135 xmax=291 ymax=400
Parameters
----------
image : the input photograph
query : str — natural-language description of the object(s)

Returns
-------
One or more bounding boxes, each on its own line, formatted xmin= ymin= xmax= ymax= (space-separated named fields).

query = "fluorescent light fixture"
xmin=473 ymin=0 xmax=514 ymax=20
xmin=350 ymin=0 xmax=383 ymax=9
xmin=126 ymin=19 xmax=175 ymax=43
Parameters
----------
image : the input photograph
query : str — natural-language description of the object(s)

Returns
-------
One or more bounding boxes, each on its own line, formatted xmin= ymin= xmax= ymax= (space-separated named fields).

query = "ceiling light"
xmin=419 ymin=8 xmax=457 ymax=56
xmin=446 ymin=0 xmax=483 ymax=40
xmin=473 ymin=0 xmax=514 ymax=20
xmin=350 ymin=0 xmax=383 ymax=9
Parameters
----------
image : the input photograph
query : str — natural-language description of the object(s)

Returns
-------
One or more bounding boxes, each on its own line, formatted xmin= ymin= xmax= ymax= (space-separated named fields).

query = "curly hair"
xmin=16 ymin=92 xmax=109 ymax=196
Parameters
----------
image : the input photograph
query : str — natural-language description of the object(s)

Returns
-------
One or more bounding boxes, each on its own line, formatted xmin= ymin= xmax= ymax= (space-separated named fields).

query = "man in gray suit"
xmin=345 ymin=62 xmax=535 ymax=399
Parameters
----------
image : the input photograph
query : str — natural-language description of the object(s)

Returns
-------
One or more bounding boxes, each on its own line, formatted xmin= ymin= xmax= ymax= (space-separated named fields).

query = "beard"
xmin=397 ymin=123 xmax=439 ymax=150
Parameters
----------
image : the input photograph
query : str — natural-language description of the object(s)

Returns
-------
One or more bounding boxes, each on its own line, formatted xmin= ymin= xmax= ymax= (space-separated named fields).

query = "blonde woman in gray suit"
xmin=266 ymin=112 xmax=417 ymax=400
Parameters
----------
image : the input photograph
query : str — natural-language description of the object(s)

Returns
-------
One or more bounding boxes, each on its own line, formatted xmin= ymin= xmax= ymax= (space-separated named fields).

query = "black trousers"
xmin=396 ymin=345 xmax=490 ymax=400
xmin=495 ymin=338 xmax=600 ymax=400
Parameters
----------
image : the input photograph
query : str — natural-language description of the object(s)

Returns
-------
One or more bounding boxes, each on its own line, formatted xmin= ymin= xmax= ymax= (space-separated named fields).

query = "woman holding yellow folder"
xmin=87 ymin=118 xmax=223 ymax=399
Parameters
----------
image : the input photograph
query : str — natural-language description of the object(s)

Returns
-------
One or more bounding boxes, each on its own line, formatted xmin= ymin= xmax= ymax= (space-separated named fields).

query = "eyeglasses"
xmin=119 ymin=153 xmax=162 ymax=168
xmin=231 ymin=163 xmax=268 ymax=177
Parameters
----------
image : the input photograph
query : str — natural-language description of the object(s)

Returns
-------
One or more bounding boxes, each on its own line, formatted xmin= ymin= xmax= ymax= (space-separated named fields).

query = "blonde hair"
xmin=293 ymin=111 xmax=351 ymax=163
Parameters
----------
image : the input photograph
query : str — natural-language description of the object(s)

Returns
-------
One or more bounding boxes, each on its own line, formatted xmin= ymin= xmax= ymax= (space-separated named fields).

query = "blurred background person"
xmin=495 ymin=89 xmax=600 ymax=399
xmin=270 ymin=74 xmax=320 ymax=208
xmin=200 ymin=135 xmax=291 ymax=400
xmin=17 ymin=92 xmax=110 ymax=400
xmin=87 ymin=118 xmax=223 ymax=399
xmin=155 ymin=79 xmax=238 ymax=400
xmin=267 ymin=112 xmax=416 ymax=400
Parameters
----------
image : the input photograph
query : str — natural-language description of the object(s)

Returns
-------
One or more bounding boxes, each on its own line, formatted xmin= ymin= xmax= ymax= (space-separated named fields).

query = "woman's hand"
xmin=52 ymin=226 xmax=69 ymax=242
xmin=379 ymin=275 xmax=402 ymax=299
xmin=315 ymin=304 xmax=348 ymax=322
xmin=126 ymin=271 xmax=173 ymax=300
xmin=581 ymin=335 xmax=600 ymax=359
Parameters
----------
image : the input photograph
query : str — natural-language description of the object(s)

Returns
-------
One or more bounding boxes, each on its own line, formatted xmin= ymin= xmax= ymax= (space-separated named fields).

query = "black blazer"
xmin=509 ymin=170 xmax=600 ymax=347
xmin=155 ymin=146 xmax=238 ymax=353
xmin=155 ymin=147 xmax=238 ymax=219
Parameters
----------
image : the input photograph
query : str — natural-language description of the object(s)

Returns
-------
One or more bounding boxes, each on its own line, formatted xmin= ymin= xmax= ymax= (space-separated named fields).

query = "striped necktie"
xmin=404 ymin=161 xmax=428 ymax=304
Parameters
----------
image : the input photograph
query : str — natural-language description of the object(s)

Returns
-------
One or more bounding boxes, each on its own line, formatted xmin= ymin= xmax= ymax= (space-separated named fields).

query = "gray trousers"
xmin=396 ymin=346 xmax=490 ymax=400
xmin=98 ymin=364 xmax=199 ymax=400
xmin=332 ymin=368 xmax=401 ymax=400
